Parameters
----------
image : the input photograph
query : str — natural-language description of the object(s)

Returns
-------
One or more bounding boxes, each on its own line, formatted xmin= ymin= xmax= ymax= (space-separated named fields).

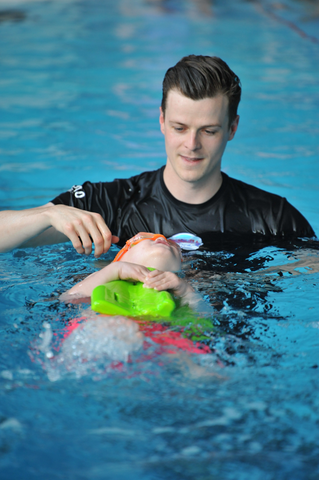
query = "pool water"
xmin=0 ymin=0 xmax=319 ymax=479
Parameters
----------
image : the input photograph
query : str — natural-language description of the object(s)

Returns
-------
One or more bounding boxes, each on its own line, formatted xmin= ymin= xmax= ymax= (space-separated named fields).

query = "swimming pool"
xmin=0 ymin=0 xmax=318 ymax=478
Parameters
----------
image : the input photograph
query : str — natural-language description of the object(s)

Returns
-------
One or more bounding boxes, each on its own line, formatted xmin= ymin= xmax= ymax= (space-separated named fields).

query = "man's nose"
xmin=184 ymin=131 xmax=201 ymax=151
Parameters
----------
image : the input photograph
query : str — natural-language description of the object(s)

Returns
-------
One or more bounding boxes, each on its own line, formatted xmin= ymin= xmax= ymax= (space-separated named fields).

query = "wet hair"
xmin=161 ymin=55 xmax=241 ymax=127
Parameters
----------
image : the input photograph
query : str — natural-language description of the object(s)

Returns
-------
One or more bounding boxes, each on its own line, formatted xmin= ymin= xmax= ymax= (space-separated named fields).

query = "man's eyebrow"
xmin=202 ymin=123 xmax=222 ymax=129
xmin=169 ymin=121 xmax=222 ymax=128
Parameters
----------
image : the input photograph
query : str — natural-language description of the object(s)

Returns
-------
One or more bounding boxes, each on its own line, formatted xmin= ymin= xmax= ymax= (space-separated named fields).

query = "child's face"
xmin=121 ymin=236 xmax=182 ymax=271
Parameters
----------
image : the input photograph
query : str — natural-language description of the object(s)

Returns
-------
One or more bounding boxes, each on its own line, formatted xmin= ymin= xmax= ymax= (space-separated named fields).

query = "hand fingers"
xmin=78 ymin=214 xmax=112 ymax=257
xmin=93 ymin=232 xmax=119 ymax=258
xmin=63 ymin=226 xmax=86 ymax=255
xmin=50 ymin=206 xmax=117 ymax=257
xmin=144 ymin=269 xmax=164 ymax=280
xmin=73 ymin=213 xmax=117 ymax=258
xmin=144 ymin=280 xmax=174 ymax=291
xmin=118 ymin=263 xmax=150 ymax=283
xmin=93 ymin=226 xmax=118 ymax=258
xmin=145 ymin=271 xmax=173 ymax=282
xmin=93 ymin=220 xmax=113 ymax=257
xmin=124 ymin=268 xmax=149 ymax=283
xmin=144 ymin=272 xmax=177 ymax=291
xmin=65 ymin=217 xmax=103 ymax=256
xmin=134 ymin=271 xmax=149 ymax=283
xmin=74 ymin=224 xmax=94 ymax=255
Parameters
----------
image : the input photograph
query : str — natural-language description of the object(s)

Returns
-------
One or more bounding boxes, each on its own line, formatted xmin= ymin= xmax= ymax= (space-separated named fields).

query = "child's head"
xmin=113 ymin=233 xmax=182 ymax=271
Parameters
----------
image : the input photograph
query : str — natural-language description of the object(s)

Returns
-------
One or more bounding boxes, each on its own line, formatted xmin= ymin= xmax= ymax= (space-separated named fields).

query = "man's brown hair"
xmin=161 ymin=55 xmax=241 ymax=127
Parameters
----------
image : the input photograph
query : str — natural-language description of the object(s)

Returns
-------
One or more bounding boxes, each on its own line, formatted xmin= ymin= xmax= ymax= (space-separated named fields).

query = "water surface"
xmin=0 ymin=1 xmax=318 ymax=479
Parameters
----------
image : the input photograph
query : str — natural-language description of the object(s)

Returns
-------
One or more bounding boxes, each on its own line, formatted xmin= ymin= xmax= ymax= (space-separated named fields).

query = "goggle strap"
xmin=113 ymin=233 xmax=167 ymax=263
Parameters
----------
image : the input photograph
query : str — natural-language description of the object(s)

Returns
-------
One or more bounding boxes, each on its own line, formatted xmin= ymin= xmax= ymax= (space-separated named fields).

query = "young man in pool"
xmin=0 ymin=55 xmax=315 ymax=256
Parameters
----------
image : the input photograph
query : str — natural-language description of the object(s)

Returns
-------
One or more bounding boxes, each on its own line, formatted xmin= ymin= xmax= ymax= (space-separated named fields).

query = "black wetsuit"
xmin=51 ymin=167 xmax=315 ymax=248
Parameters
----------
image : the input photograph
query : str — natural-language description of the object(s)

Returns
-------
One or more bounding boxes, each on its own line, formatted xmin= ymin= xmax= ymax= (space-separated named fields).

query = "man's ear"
xmin=159 ymin=107 xmax=165 ymax=135
xmin=228 ymin=115 xmax=239 ymax=141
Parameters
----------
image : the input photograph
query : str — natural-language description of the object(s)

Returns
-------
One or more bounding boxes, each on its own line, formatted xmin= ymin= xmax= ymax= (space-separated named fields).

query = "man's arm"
xmin=0 ymin=203 xmax=118 ymax=257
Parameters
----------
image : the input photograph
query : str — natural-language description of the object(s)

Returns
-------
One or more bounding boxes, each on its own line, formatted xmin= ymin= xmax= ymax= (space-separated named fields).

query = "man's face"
xmin=159 ymin=89 xmax=239 ymax=188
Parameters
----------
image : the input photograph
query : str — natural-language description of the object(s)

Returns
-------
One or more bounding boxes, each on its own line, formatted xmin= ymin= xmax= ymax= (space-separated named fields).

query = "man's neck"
xmin=163 ymin=164 xmax=223 ymax=204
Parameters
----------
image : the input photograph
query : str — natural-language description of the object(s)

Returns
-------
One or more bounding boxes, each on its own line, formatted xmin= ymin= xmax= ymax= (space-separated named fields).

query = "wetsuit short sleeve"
xmin=51 ymin=181 xmax=124 ymax=234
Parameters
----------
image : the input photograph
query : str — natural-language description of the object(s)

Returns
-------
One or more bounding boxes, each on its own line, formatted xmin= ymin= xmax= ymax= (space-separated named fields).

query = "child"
xmin=51 ymin=233 xmax=217 ymax=379
xmin=61 ymin=232 xmax=197 ymax=305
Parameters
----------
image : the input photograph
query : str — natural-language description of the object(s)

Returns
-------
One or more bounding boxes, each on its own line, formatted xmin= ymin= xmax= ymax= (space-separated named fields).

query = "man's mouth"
xmin=180 ymin=155 xmax=204 ymax=162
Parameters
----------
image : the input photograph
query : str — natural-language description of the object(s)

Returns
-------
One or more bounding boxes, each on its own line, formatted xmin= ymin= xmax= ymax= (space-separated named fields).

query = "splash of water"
xmin=38 ymin=316 xmax=144 ymax=381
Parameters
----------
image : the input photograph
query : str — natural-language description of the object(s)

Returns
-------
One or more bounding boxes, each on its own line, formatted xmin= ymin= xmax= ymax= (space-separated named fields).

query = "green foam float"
xmin=91 ymin=270 xmax=213 ymax=342
xmin=91 ymin=279 xmax=176 ymax=317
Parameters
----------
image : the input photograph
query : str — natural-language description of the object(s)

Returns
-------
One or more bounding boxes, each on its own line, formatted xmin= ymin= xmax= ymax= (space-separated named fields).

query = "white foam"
xmin=60 ymin=316 xmax=144 ymax=364
xmin=40 ymin=316 xmax=144 ymax=381
xmin=0 ymin=418 xmax=22 ymax=431
xmin=1 ymin=370 xmax=13 ymax=380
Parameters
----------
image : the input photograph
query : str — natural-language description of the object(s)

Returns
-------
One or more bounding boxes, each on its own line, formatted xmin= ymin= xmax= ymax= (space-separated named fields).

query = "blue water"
xmin=0 ymin=0 xmax=319 ymax=479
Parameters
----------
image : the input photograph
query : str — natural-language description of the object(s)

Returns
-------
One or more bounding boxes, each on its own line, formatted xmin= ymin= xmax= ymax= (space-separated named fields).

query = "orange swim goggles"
xmin=113 ymin=232 xmax=182 ymax=262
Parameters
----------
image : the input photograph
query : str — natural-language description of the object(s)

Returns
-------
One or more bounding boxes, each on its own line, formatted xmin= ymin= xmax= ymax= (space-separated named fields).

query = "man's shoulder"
xmin=95 ymin=167 xmax=163 ymax=192
xmin=222 ymin=173 xmax=315 ymax=237
xmin=52 ymin=167 xmax=164 ymax=205
xmin=223 ymin=173 xmax=283 ymax=202
xmin=115 ymin=167 xmax=162 ymax=184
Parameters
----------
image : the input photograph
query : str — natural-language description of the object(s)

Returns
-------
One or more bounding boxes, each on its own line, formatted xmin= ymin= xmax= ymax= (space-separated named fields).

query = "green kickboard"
xmin=91 ymin=279 xmax=176 ymax=317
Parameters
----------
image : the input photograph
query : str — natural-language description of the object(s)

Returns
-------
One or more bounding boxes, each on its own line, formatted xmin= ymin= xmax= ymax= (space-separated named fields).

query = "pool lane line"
xmin=255 ymin=0 xmax=319 ymax=45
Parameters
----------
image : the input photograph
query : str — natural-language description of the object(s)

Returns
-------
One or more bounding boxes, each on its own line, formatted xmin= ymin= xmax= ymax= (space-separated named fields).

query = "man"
xmin=0 ymin=55 xmax=315 ymax=257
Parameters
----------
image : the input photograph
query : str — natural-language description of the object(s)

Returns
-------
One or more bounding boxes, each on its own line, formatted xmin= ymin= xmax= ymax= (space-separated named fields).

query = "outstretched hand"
xmin=45 ymin=204 xmax=119 ymax=257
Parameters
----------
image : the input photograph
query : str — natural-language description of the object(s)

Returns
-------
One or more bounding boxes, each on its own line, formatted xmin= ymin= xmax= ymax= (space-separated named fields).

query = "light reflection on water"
xmin=0 ymin=0 xmax=319 ymax=479
xmin=1 ymin=239 xmax=319 ymax=478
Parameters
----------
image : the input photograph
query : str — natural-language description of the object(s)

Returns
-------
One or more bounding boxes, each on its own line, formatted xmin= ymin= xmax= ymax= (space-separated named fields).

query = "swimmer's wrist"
xmin=32 ymin=204 xmax=55 ymax=229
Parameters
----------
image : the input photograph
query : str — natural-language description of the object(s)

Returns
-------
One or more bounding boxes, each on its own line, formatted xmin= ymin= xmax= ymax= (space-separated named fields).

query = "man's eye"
xmin=173 ymin=126 xmax=184 ymax=131
xmin=205 ymin=130 xmax=216 ymax=135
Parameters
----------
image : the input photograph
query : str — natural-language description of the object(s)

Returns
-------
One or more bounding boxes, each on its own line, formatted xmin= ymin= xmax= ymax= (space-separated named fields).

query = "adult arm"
xmin=0 ymin=203 xmax=118 ymax=257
